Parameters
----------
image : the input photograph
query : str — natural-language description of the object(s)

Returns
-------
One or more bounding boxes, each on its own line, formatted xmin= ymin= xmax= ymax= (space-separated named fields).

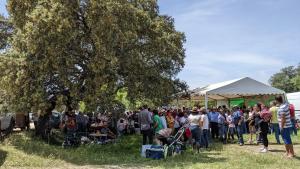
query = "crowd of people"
xmin=136 ymin=96 xmax=297 ymax=158
xmin=48 ymin=95 xmax=297 ymax=157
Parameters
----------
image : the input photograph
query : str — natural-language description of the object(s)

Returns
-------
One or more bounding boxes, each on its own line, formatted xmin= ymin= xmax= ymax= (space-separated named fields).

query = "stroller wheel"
xmin=167 ymin=145 xmax=174 ymax=156
xmin=164 ymin=145 xmax=168 ymax=159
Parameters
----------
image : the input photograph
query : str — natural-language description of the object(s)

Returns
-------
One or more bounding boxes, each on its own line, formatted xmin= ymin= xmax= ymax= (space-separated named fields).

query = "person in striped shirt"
xmin=275 ymin=96 xmax=295 ymax=158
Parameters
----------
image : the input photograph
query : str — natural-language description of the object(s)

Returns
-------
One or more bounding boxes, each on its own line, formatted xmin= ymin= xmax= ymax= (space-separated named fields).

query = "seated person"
xmin=117 ymin=117 xmax=128 ymax=136
xmin=62 ymin=111 xmax=77 ymax=145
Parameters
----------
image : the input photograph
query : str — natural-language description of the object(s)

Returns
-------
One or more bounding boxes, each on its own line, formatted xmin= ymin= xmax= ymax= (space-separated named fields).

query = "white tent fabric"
xmin=190 ymin=77 xmax=285 ymax=109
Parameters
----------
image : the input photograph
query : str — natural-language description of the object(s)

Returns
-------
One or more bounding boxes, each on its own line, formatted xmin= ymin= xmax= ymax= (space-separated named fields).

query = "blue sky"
xmin=1 ymin=0 xmax=300 ymax=89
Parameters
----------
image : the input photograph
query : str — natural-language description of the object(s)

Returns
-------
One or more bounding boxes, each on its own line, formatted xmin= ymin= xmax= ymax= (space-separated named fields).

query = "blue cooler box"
xmin=145 ymin=145 xmax=164 ymax=159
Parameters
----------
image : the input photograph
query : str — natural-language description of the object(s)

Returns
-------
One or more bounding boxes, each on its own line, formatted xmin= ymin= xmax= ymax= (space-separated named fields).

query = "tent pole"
xmin=205 ymin=94 xmax=208 ymax=110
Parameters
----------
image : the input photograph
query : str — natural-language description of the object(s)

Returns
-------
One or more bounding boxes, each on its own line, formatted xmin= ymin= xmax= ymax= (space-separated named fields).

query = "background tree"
xmin=292 ymin=64 xmax=300 ymax=90
xmin=269 ymin=65 xmax=300 ymax=93
xmin=0 ymin=14 xmax=13 ymax=51
xmin=2 ymin=0 xmax=186 ymax=136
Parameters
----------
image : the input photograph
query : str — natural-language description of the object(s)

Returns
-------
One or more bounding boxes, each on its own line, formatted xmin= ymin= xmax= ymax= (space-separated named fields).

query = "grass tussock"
xmin=0 ymin=131 xmax=300 ymax=169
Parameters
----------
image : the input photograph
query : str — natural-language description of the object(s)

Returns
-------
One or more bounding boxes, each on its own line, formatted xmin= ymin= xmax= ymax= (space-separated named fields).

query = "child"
xmin=227 ymin=111 xmax=235 ymax=142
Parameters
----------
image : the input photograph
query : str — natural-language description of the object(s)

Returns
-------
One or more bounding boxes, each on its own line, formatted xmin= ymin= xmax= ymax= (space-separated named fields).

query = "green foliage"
xmin=0 ymin=14 xmax=13 ymax=51
xmin=1 ymin=0 xmax=187 ymax=114
xmin=293 ymin=75 xmax=300 ymax=89
xmin=269 ymin=65 xmax=300 ymax=93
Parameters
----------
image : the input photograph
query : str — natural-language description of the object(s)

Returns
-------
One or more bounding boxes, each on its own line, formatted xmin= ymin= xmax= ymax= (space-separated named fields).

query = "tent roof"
xmin=191 ymin=77 xmax=285 ymax=100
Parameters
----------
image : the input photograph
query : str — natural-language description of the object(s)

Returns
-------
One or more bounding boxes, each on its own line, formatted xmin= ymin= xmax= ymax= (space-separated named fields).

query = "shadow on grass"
xmin=6 ymin=132 xmax=227 ymax=168
xmin=294 ymin=156 xmax=300 ymax=161
xmin=0 ymin=149 xmax=7 ymax=166
xmin=268 ymin=149 xmax=286 ymax=153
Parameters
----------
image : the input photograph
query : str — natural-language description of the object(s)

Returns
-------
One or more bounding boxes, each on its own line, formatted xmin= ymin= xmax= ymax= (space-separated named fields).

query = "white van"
xmin=287 ymin=92 xmax=300 ymax=121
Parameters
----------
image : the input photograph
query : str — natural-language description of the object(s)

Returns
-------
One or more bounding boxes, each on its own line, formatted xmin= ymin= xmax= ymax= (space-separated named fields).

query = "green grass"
xmin=0 ymin=132 xmax=300 ymax=169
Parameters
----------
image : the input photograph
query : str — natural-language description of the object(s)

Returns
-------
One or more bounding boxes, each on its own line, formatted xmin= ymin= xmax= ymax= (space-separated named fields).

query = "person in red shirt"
xmin=289 ymin=104 xmax=297 ymax=135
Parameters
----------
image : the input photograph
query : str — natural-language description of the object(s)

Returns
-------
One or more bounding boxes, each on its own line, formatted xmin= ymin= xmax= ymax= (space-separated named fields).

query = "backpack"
xmin=289 ymin=104 xmax=295 ymax=118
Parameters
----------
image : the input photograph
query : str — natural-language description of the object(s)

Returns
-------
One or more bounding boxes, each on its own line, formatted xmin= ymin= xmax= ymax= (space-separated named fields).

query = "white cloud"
xmin=207 ymin=53 xmax=285 ymax=66
xmin=179 ymin=49 xmax=288 ymax=88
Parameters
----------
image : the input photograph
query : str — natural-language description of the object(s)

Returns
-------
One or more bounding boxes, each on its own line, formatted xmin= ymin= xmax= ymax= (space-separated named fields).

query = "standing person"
xmin=166 ymin=110 xmax=175 ymax=129
xmin=117 ymin=116 xmax=128 ymax=136
xmin=188 ymin=107 xmax=202 ymax=151
xmin=259 ymin=104 xmax=272 ymax=153
xmin=159 ymin=110 xmax=167 ymax=129
xmin=233 ymin=107 xmax=244 ymax=146
xmin=227 ymin=111 xmax=235 ymax=142
xmin=254 ymin=104 xmax=263 ymax=144
xmin=270 ymin=101 xmax=281 ymax=144
xmin=62 ymin=110 xmax=77 ymax=146
xmin=138 ymin=105 xmax=153 ymax=145
xmin=208 ymin=108 xmax=219 ymax=139
xmin=200 ymin=108 xmax=209 ymax=148
xmin=153 ymin=109 xmax=163 ymax=144
xmin=218 ymin=109 xmax=228 ymax=144
xmin=247 ymin=107 xmax=256 ymax=144
xmin=289 ymin=104 xmax=297 ymax=135
xmin=276 ymin=96 xmax=295 ymax=158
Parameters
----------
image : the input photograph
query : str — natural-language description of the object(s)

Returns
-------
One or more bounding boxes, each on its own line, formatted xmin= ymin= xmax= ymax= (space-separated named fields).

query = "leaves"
xmin=269 ymin=65 xmax=300 ymax=93
xmin=2 ymin=0 xmax=186 ymax=114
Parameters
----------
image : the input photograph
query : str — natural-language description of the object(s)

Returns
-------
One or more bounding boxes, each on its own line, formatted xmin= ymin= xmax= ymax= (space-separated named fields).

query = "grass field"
xmin=0 ymin=131 xmax=300 ymax=169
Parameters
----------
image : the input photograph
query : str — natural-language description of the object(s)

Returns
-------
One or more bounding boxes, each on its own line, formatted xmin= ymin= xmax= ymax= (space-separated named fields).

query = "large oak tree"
xmin=1 ymin=0 xmax=187 ymax=135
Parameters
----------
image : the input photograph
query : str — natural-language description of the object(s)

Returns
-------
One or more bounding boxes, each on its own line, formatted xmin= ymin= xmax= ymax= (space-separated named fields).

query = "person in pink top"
xmin=259 ymin=104 xmax=272 ymax=153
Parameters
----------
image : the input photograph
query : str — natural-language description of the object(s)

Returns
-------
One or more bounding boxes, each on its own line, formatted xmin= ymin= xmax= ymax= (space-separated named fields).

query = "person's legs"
xmin=148 ymin=129 xmax=153 ymax=145
xmin=236 ymin=125 xmax=244 ymax=145
xmin=200 ymin=129 xmax=207 ymax=147
xmin=193 ymin=126 xmax=202 ymax=150
xmin=242 ymin=122 xmax=247 ymax=134
xmin=203 ymin=129 xmax=209 ymax=148
xmin=291 ymin=119 xmax=297 ymax=135
xmin=281 ymin=128 xmax=294 ymax=157
xmin=229 ymin=128 xmax=235 ymax=140
xmin=262 ymin=132 xmax=268 ymax=148
xmin=211 ymin=122 xmax=216 ymax=139
xmin=218 ymin=124 xmax=223 ymax=142
xmin=289 ymin=144 xmax=295 ymax=156
xmin=272 ymin=123 xmax=281 ymax=144
xmin=142 ymin=129 xmax=152 ymax=145
xmin=261 ymin=122 xmax=269 ymax=149
xmin=142 ymin=130 xmax=147 ymax=145
xmin=215 ymin=123 xmax=219 ymax=138
xmin=223 ymin=126 xmax=228 ymax=144
xmin=249 ymin=126 xmax=254 ymax=143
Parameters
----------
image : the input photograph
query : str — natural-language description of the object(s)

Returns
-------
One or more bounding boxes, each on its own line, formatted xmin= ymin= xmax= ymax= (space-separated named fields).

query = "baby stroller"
xmin=156 ymin=123 xmax=189 ymax=158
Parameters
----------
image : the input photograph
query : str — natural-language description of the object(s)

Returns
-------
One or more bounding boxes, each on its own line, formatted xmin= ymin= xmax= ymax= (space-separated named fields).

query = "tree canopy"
xmin=0 ymin=0 xmax=187 ymax=114
xmin=269 ymin=65 xmax=300 ymax=93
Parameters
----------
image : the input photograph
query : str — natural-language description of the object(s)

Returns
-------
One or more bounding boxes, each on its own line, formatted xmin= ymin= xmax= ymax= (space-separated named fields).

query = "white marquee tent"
xmin=190 ymin=77 xmax=285 ymax=109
